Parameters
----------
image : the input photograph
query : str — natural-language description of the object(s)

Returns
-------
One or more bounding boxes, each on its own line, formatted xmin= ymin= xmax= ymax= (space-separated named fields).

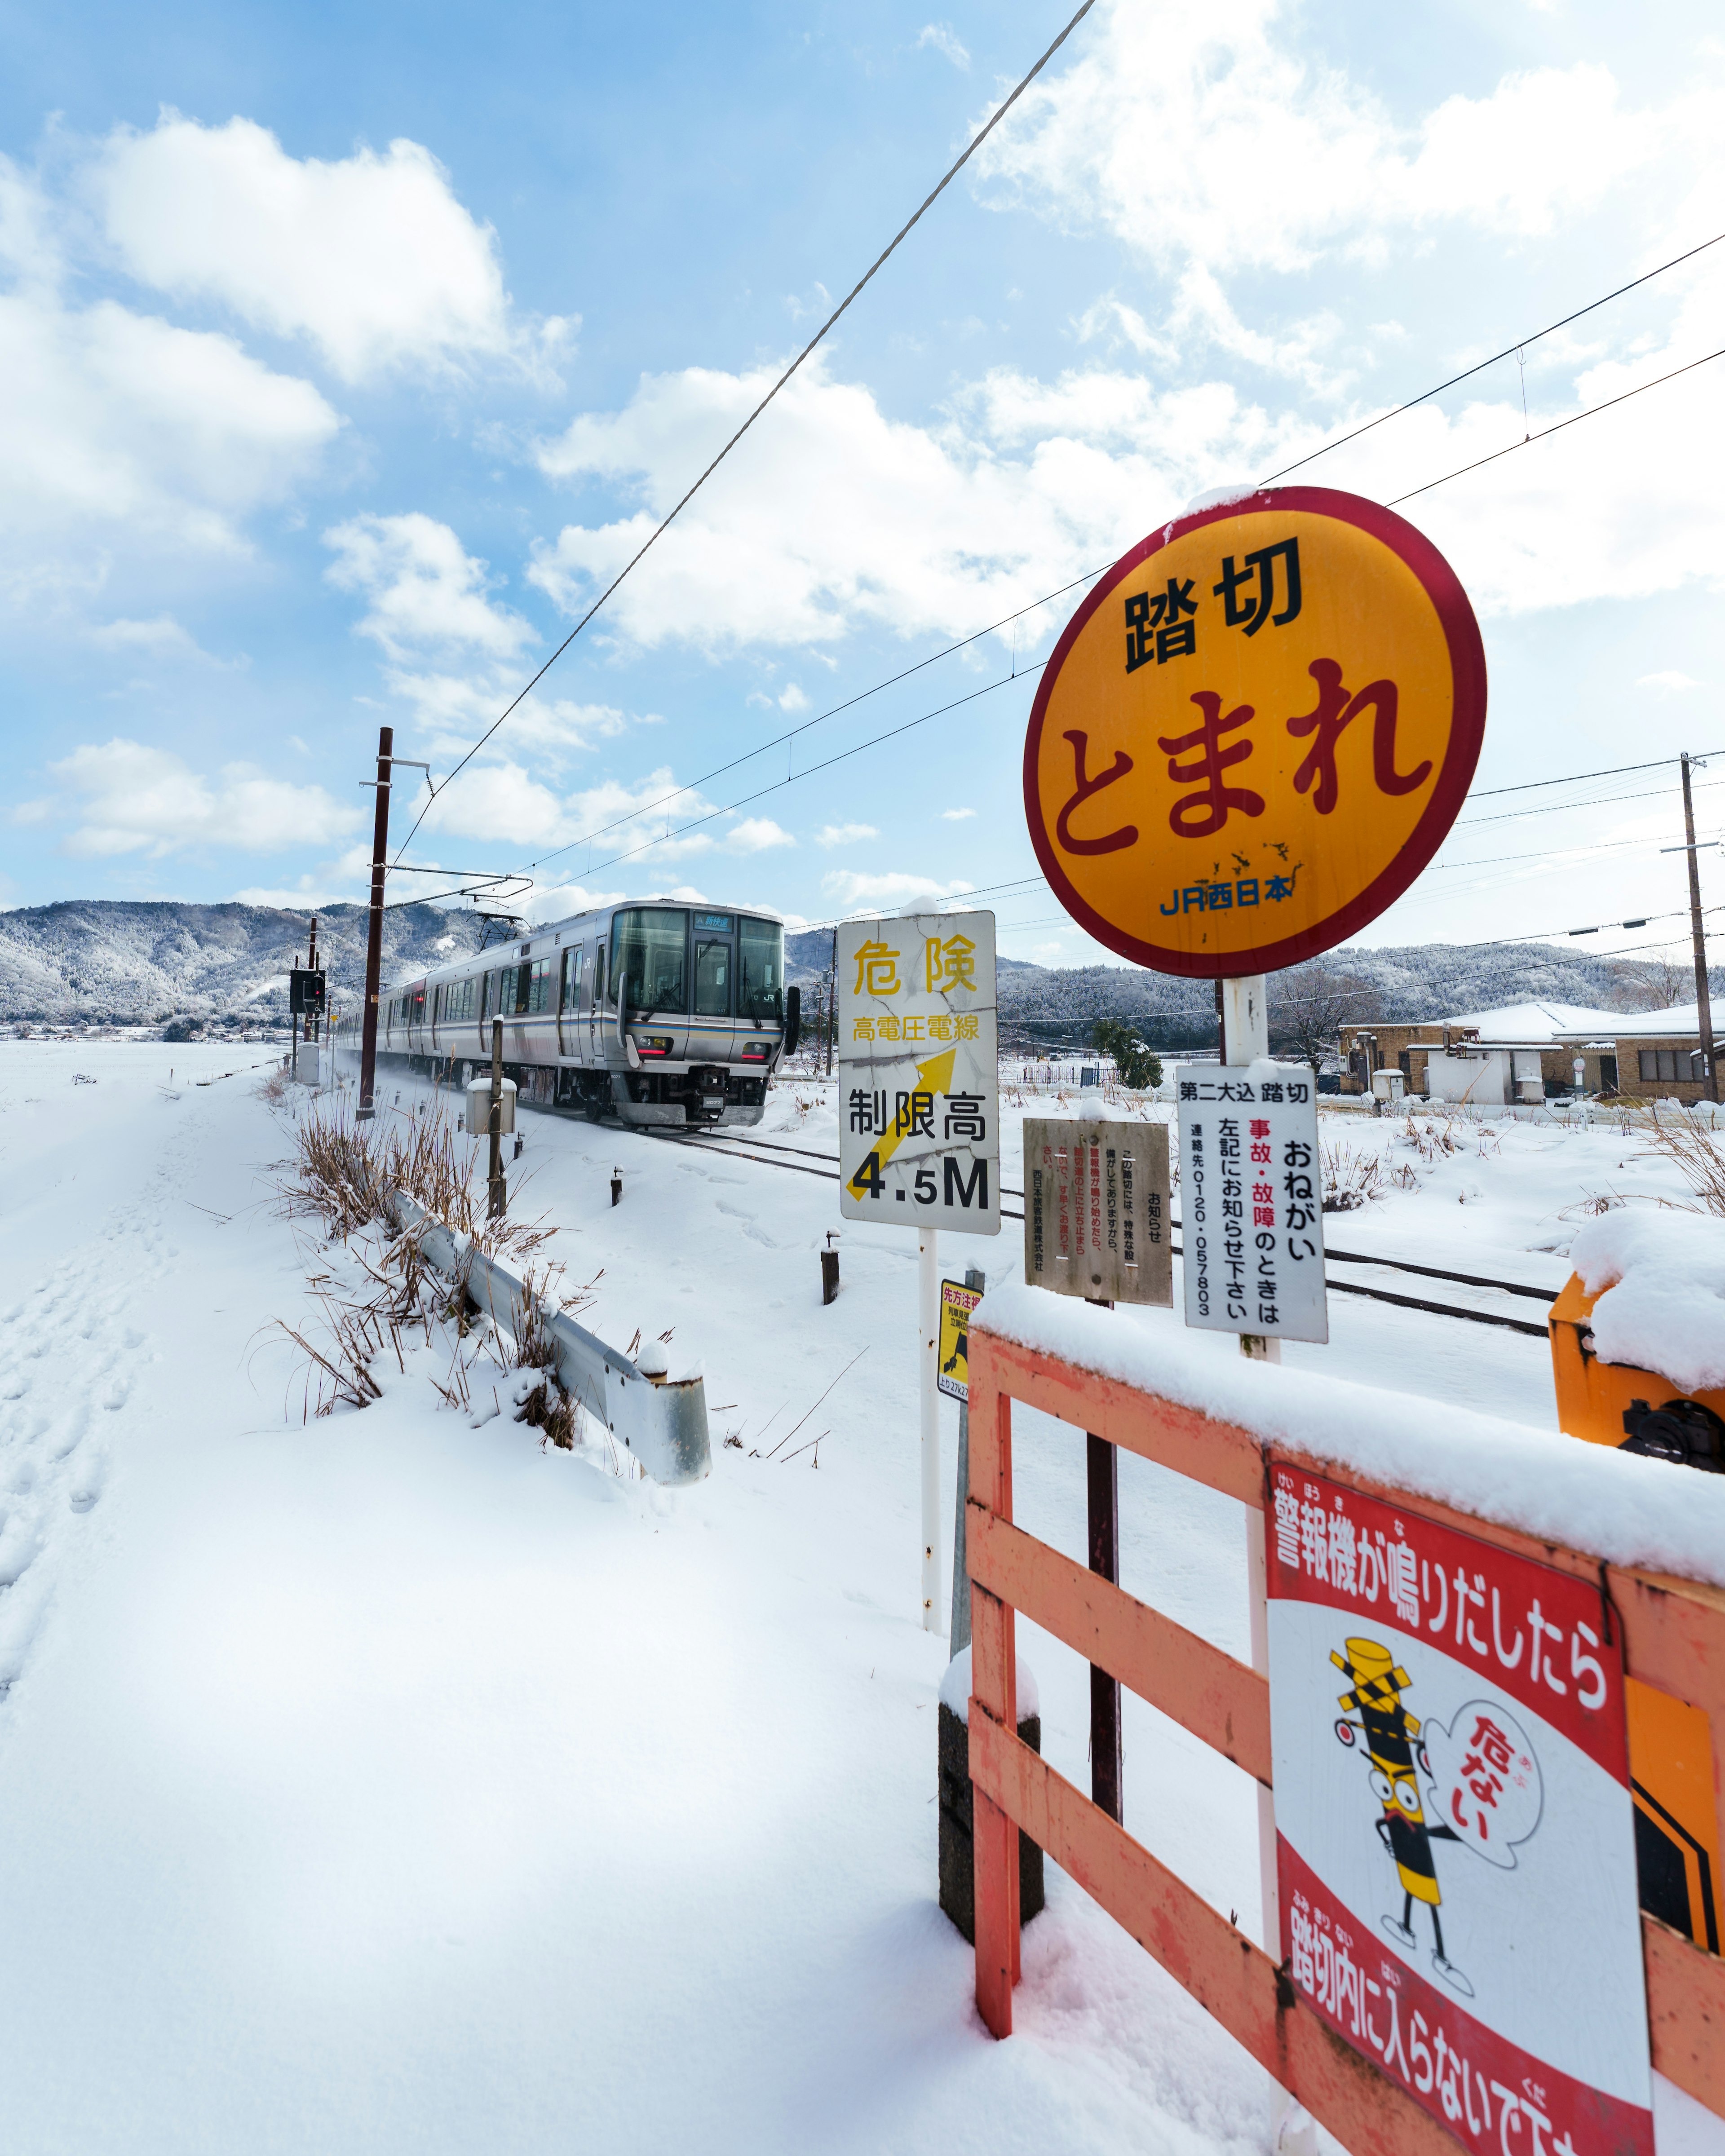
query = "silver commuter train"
xmin=380 ymin=898 xmax=800 ymax=1128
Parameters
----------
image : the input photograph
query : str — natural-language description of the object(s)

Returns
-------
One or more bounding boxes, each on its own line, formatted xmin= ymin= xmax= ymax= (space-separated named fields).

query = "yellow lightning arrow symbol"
xmin=846 ymin=1044 xmax=959 ymax=1200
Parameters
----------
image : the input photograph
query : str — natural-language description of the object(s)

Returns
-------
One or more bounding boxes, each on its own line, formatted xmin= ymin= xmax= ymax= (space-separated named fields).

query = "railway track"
xmin=649 ymin=1128 xmax=1559 ymax=1341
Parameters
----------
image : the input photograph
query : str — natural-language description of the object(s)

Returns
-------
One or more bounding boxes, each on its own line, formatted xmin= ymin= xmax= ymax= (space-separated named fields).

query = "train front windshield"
xmin=611 ymin=908 xmax=688 ymax=1013
xmin=739 ymin=918 xmax=783 ymax=1025
xmin=609 ymin=907 xmax=783 ymax=1027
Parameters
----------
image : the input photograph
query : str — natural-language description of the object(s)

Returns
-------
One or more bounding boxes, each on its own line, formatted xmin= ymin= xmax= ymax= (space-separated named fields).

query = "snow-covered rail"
xmin=387 ymin=1190 xmax=712 ymax=1486
xmin=649 ymin=1131 xmax=1558 ymax=1339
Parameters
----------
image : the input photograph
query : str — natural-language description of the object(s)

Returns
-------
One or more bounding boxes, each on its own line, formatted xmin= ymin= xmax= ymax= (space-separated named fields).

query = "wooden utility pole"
xmin=357 ymin=725 xmax=393 ymax=1121
xmin=826 ymin=927 xmax=837 ymax=1078
xmin=1681 ymin=752 xmax=1719 ymax=1102
xmin=488 ymin=1016 xmax=506 ymax=1219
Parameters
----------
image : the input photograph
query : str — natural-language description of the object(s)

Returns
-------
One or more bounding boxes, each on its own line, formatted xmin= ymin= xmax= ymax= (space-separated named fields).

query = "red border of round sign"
xmin=1022 ymin=486 xmax=1488 ymax=978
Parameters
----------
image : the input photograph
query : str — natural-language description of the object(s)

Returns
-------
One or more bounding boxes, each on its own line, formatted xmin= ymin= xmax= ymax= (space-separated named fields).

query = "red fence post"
xmin=971 ymin=1371 xmax=1019 ymax=2031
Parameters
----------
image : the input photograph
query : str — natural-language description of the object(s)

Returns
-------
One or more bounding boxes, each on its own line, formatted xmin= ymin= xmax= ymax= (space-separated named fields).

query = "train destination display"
xmin=1023 ymin=486 xmax=1487 ymax=976
xmin=836 ymin=910 xmax=1000 ymax=1236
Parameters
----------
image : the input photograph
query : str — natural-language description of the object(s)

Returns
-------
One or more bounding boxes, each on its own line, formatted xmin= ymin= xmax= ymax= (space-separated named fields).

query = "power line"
xmin=1455 ymin=774 xmax=1725 ymax=832
xmin=525 ymin=566 xmax=1102 ymax=874
xmin=1385 ymin=345 xmax=1725 ymax=507
xmin=553 ymin=664 xmax=1048 ymax=884
xmin=1468 ymin=750 xmax=1722 ymax=801
xmin=1256 ymin=228 xmax=1725 ymax=487
xmin=389 ymin=0 xmax=1097 ymax=868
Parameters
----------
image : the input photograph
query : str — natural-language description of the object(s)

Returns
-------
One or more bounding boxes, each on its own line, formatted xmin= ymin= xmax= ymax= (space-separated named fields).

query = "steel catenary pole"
xmin=357 ymin=724 xmax=394 ymax=1121
xmin=1681 ymin=752 xmax=1718 ymax=1104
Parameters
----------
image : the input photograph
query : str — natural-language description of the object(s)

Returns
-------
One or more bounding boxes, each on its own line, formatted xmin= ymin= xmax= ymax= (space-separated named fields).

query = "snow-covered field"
xmin=0 ymin=1038 xmax=1719 ymax=2155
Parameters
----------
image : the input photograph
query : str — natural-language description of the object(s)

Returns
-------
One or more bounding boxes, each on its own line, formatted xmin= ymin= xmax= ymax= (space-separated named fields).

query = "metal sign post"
xmin=836 ymin=909 xmax=1000 ymax=1633
xmin=357 ymin=724 xmax=393 ymax=1121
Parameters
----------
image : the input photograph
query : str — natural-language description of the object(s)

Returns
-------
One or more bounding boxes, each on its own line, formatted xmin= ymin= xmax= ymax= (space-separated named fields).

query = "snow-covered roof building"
xmin=1337 ymin=1001 xmax=1630 ymax=1103
xmin=1552 ymin=1003 xmax=1721 ymax=1102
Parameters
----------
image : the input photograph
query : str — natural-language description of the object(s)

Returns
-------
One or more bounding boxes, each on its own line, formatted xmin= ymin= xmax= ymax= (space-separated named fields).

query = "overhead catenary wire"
xmin=1256 ymin=227 xmax=1725 ymax=487
xmin=388 ymin=0 xmax=1098 ymax=869
xmin=525 ymin=567 xmax=1103 ymax=875
xmin=1384 ymin=345 xmax=1725 ymax=507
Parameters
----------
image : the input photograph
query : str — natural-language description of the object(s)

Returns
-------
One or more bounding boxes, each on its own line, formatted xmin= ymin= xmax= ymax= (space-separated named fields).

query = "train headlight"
xmin=741 ymin=1040 xmax=771 ymax=1062
xmin=637 ymin=1034 xmax=674 ymax=1057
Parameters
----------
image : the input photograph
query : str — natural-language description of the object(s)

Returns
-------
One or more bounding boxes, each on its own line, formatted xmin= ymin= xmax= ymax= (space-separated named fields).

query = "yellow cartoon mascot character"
xmin=1333 ymin=1638 xmax=1471 ymax=1997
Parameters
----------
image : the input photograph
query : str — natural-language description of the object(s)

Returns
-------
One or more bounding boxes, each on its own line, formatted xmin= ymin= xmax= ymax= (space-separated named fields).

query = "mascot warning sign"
xmin=1266 ymin=1462 xmax=1651 ymax=2156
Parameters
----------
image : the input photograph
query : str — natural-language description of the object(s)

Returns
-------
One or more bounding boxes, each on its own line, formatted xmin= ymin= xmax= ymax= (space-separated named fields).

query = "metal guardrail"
xmin=387 ymin=1190 xmax=711 ymax=1487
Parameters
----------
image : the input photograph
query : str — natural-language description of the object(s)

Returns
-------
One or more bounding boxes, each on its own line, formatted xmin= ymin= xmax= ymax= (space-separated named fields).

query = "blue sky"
xmin=4 ymin=0 xmax=1725 ymax=969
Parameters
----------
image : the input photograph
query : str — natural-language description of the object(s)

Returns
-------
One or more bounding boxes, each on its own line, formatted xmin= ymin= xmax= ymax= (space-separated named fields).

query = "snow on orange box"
xmin=961 ymin=1303 xmax=1725 ymax=2155
xmin=1023 ymin=487 xmax=1487 ymax=976
xmin=1269 ymin=1465 xmax=1649 ymax=2156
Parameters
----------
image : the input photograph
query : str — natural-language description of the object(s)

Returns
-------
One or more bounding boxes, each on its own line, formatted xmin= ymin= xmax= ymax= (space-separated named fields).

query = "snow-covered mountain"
xmin=0 ymin=901 xmax=488 ymax=1025
xmin=786 ymin=927 xmax=1703 ymax=1045
xmin=0 ymin=900 xmax=1701 ymax=1036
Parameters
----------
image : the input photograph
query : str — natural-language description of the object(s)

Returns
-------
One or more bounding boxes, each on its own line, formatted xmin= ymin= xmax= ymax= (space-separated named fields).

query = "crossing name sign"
xmin=1023 ymin=486 xmax=1486 ymax=976
xmin=1176 ymin=1061 xmax=1327 ymax=1343
xmin=837 ymin=910 xmax=1000 ymax=1236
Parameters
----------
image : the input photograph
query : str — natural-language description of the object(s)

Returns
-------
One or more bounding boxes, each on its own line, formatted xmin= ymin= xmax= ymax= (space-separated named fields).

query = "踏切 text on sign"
xmin=1023 ymin=487 xmax=1486 ymax=976
xmin=837 ymin=912 xmax=1000 ymax=1236
xmin=1177 ymin=1063 xmax=1326 ymax=1343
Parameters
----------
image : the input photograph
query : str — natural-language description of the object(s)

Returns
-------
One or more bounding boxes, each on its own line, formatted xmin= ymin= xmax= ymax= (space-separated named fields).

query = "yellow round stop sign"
xmin=1024 ymin=488 xmax=1486 ymax=977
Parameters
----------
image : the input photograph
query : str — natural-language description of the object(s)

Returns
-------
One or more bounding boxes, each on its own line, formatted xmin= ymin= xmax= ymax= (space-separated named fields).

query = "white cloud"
xmin=0 ymin=210 xmax=338 ymax=595
xmin=531 ymin=301 xmax=1725 ymax=648
xmin=89 ymin=613 xmax=230 ymax=664
xmin=941 ymin=806 xmax=977 ymax=821
xmin=530 ymin=349 xmax=1299 ymax=652
xmin=321 ymin=512 xmax=659 ymax=771
xmin=410 ymin=761 xmax=724 ymax=866
xmin=821 ymin=869 xmax=977 ymax=912
xmin=93 ymin=115 xmax=557 ymax=383
xmin=725 ymin=817 xmax=795 ymax=853
xmin=41 ymin=738 xmax=364 ymax=859
xmin=1639 ymin=670 xmax=1700 ymax=692
xmin=815 ymin=822 xmax=879 ymax=848
xmin=916 ymin=22 xmax=970 ymax=70
xmin=777 ymin=682 xmax=809 ymax=712
xmin=973 ymin=1 xmax=1664 ymax=274
xmin=324 ymin=512 xmax=535 ymax=663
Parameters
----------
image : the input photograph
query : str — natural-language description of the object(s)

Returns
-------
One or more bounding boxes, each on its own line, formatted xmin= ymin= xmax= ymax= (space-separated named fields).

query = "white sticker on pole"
xmin=1176 ymin=1062 xmax=1326 ymax=1343
xmin=837 ymin=911 xmax=1000 ymax=1236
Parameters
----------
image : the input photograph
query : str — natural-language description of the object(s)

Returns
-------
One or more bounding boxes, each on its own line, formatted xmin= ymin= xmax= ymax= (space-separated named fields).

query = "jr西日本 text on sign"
xmin=1021 ymin=1116 xmax=1171 ymax=1305
xmin=837 ymin=912 xmax=1000 ymax=1236
xmin=1176 ymin=1063 xmax=1326 ymax=1343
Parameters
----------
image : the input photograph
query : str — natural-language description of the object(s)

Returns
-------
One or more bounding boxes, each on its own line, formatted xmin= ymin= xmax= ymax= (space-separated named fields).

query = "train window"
xmin=694 ymin=938 xmax=731 ymax=1018
xmin=412 ymin=988 xmax=426 ymax=1022
xmin=611 ymin=908 xmax=687 ymax=1014
xmin=497 ymin=965 xmax=518 ymax=1013
xmin=561 ymin=946 xmax=584 ymax=1011
xmin=739 ymin=918 xmax=784 ymax=1024
xmin=525 ymin=958 xmax=553 ymax=1013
